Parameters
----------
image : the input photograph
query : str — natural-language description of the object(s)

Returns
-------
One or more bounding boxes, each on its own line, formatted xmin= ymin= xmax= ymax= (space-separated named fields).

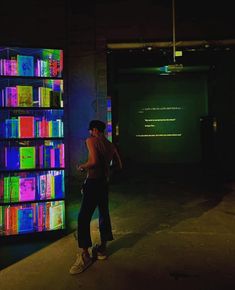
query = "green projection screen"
xmin=117 ymin=74 xmax=208 ymax=163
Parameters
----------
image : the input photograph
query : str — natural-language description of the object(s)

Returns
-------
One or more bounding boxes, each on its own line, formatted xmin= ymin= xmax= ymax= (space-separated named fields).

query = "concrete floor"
xmin=1 ymin=164 xmax=235 ymax=290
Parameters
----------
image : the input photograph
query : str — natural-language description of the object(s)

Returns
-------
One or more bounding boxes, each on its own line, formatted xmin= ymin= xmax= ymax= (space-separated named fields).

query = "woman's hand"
xmin=76 ymin=164 xmax=85 ymax=172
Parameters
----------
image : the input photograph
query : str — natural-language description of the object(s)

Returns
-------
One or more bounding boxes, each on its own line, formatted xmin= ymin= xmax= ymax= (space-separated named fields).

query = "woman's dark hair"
xmin=88 ymin=120 xmax=106 ymax=132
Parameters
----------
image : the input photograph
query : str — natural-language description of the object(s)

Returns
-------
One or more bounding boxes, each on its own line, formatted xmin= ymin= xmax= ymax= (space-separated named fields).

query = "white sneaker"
xmin=92 ymin=244 xmax=107 ymax=260
xmin=69 ymin=253 xmax=92 ymax=275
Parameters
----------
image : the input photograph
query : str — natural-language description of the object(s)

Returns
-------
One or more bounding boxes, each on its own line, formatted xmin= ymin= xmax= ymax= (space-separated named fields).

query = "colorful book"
xmin=17 ymin=85 xmax=33 ymax=107
xmin=39 ymin=174 xmax=47 ymax=199
xmin=6 ymin=206 xmax=18 ymax=235
xmin=52 ymin=120 xmax=62 ymax=137
xmin=59 ymin=144 xmax=65 ymax=167
xmin=4 ymin=207 xmax=11 ymax=233
xmin=4 ymin=206 xmax=18 ymax=235
xmin=40 ymin=60 xmax=50 ymax=77
xmin=34 ymin=117 xmax=41 ymax=137
xmin=50 ymin=175 xmax=55 ymax=199
xmin=5 ymin=147 xmax=20 ymax=169
xmin=19 ymin=116 xmax=35 ymax=138
xmin=9 ymin=176 xmax=20 ymax=202
xmin=49 ymin=203 xmax=64 ymax=230
xmin=5 ymin=119 xmax=12 ymax=138
xmin=54 ymin=173 xmax=63 ymax=198
xmin=37 ymin=204 xmax=44 ymax=231
xmin=20 ymin=147 xmax=35 ymax=169
xmin=17 ymin=55 xmax=34 ymax=76
xmin=46 ymin=174 xmax=52 ymax=199
xmin=4 ymin=177 xmax=10 ymax=202
xmin=39 ymin=145 xmax=44 ymax=168
xmin=0 ymin=178 xmax=4 ymax=201
xmin=50 ymin=148 xmax=55 ymax=167
xmin=19 ymin=177 xmax=36 ymax=201
xmin=45 ymin=202 xmax=51 ymax=230
xmin=18 ymin=207 xmax=34 ymax=233
xmin=12 ymin=119 xmax=19 ymax=138
xmin=49 ymin=59 xmax=60 ymax=77
xmin=5 ymin=118 xmax=19 ymax=138
xmin=44 ymin=146 xmax=53 ymax=168
xmin=4 ymin=59 xmax=17 ymax=76
xmin=38 ymin=87 xmax=51 ymax=107
xmin=54 ymin=148 xmax=61 ymax=167
xmin=5 ymin=87 xmax=18 ymax=107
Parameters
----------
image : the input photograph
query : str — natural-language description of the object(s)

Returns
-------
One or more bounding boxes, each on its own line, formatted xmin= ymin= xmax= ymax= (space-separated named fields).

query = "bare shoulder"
xmin=86 ymin=136 xmax=96 ymax=145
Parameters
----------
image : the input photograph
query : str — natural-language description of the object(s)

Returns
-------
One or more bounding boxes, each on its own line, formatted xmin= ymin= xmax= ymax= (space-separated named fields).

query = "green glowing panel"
xmin=118 ymin=74 xmax=208 ymax=163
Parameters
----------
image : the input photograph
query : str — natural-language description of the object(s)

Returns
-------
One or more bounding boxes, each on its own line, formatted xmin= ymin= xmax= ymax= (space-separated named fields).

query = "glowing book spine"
xmin=11 ymin=118 xmax=19 ymax=138
xmin=45 ymin=202 xmax=51 ymax=230
xmin=19 ymin=147 xmax=36 ymax=169
xmin=38 ymin=87 xmax=51 ymax=107
xmin=36 ymin=59 xmax=41 ymax=77
xmin=39 ymin=145 xmax=44 ymax=168
xmin=4 ymin=59 xmax=17 ymax=76
xmin=5 ymin=147 xmax=20 ymax=169
xmin=19 ymin=177 xmax=36 ymax=202
xmin=17 ymin=55 xmax=34 ymax=77
xmin=50 ymin=148 xmax=55 ymax=168
xmin=5 ymin=119 xmax=18 ymax=138
xmin=54 ymin=173 xmax=63 ymax=198
xmin=39 ymin=174 xmax=47 ymax=199
xmin=19 ymin=116 xmax=35 ymax=138
xmin=49 ymin=203 xmax=63 ymax=230
xmin=17 ymin=86 xmax=33 ymax=107
xmin=0 ymin=178 xmax=4 ymax=201
xmin=5 ymin=87 xmax=18 ymax=107
xmin=49 ymin=59 xmax=60 ymax=77
xmin=9 ymin=176 xmax=20 ymax=202
xmin=50 ymin=174 xmax=55 ymax=199
xmin=3 ymin=177 xmax=10 ymax=202
xmin=18 ymin=207 xmax=34 ymax=233
xmin=59 ymin=144 xmax=65 ymax=167
xmin=7 ymin=206 xmax=16 ymax=234
xmin=5 ymin=207 xmax=11 ymax=234
xmin=41 ymin=117 xmax=49 ymax=137
xmin=0 ymin=59 xmax=3 ymax=75
xmin=5 ymin=119 xmax=11 ymax=138
xmin=48 ymin=121 xmax=52 ymax=137
xmin=57 ymin=120 xmax=63 ymax=137
xmin=44 ymin=146 xmax=52 ymax=168
xmin=10 ymin=206 xmax=18 ymax=234
xmin=38 ymin=204 xmax=44 ymax=231
xmin=40 ymin=60 xmax=50 ymax=77
xmin=45 ymin=174 xmax=52 ymax=199
xmin=34 ymin=117 xmax=41 ymax=137
xmin=52 ymin=120 xmax=61 ymax=137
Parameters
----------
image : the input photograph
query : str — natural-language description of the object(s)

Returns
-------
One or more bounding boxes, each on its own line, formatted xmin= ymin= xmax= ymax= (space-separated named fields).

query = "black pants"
xmin=77 ymin=178 xmax=114 ymax=248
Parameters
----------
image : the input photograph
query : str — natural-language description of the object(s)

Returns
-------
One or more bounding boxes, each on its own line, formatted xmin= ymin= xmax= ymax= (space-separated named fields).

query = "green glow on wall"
xmin=117 ymin=74 xmax=208 ymax=163
xmin=119 ymin=65 xmax=210 ymax=75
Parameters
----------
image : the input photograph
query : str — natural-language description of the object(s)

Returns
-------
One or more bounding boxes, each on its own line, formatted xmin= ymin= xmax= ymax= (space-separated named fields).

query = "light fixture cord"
xmin=172 ymin=0 xmax=176 ymax=63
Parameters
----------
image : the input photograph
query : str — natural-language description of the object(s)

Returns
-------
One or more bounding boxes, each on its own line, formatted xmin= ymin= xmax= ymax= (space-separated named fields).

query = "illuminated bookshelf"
xmin=0 ymin=46 xmax=65 ymax=236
